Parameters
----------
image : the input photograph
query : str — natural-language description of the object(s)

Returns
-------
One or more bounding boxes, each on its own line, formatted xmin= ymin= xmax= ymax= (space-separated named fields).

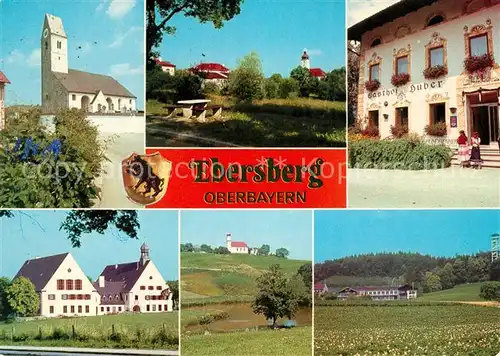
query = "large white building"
xmin=350 ymin=0 xmax=500 ymax=146
xmin=14 ymin=244 xmax=173 ymax=318
xmin=41 ymin=14 xmax=137 ymax=114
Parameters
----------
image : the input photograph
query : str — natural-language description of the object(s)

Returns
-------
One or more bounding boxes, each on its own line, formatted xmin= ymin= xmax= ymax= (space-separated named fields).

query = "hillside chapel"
xmin=41 ymin=14 xmax=136 ymax=114
xmin=14 ymin=243 xmax=173 ymax=318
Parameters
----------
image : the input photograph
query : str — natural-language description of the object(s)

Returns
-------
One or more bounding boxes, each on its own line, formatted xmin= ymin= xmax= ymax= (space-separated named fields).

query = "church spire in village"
xmin=140 ymin=243 xmax=150 ymax=266
xmin=301 ymin=50 xmax=310 ymax=69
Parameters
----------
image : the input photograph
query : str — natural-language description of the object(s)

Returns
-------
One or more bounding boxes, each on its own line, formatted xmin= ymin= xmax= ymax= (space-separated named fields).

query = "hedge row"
xmin=349 ymin=139 xmax=453 ymax=170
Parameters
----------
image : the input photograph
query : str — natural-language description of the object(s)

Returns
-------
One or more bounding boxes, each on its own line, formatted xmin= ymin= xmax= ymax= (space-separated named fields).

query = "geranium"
xmin=464 ymin=53 xmax=494 ymax=73
xmin=423 ymin=65 xmax=448 ymax=79
xmin=364 ymin=79 xmax=381 ymax=92
xmin=391 ymin=73 xmax=410 ymax=87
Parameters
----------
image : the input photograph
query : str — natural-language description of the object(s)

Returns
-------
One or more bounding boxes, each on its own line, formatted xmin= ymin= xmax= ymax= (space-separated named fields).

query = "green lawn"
xmin=182 ymin=326 xmax=312 ymax=356
xmin=0 ymin=312 xmax=179 ymax=349
xmin=315 ymin=304 xmax=500 ymax=355
xmin=146 ymin=97 xmax=346 ymax=147
xmin=419 ymin=283 xmax=485 ymax=302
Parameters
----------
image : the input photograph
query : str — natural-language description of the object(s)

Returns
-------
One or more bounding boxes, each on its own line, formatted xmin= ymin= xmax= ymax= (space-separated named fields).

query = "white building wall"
xmin=360 ymin=2 xmax=500 ymax=140
xmin=128 ymin=262 xmax=173 ymax=313
xmin=41 ymin=254 xmax=100 ymax=318
xmin=229 ymin=246 xmax=248 ymax=254
xmin=68 ymin=92 xmax=136 ymax=113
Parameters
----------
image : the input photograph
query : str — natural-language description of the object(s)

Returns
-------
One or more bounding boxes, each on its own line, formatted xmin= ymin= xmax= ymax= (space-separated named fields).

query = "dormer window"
xmin=370 ymin=38 xmax=381 ymax=47
xmin=427 ymin=15 xmax=444 ymax=27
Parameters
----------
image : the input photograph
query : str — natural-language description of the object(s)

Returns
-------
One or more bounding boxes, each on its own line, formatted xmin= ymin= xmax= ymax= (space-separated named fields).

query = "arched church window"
xmin=45 ymin=41 xmax=48 ymax=51
xmin=371 ymin=38 xmax=382 ymax=47
xmin=427 ymin=15 xmax=445 ymax=27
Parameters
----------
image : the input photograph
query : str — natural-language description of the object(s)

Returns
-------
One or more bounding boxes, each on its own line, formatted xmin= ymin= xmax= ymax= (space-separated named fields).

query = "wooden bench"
xmin=192 ymin=104 xmax=207 ymax=122
xmin=163 ymin=105 xmax=182 ymax=118
xmin=208 ymin=105 xmax=223 ymax=119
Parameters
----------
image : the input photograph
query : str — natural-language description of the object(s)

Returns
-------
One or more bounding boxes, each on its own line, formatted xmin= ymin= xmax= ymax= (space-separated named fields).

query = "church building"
xmin=41 ymin=14 xmax=137 ymax=114
xmin=225 ymin=233 xmax=249 ymax=254
xmin=14 ymin=244 xmax=173 ymax=318
xmin=0 ymin=71 xmax=10 ymax=131
xmin=300 ymin=51 xmax=327 ymax=80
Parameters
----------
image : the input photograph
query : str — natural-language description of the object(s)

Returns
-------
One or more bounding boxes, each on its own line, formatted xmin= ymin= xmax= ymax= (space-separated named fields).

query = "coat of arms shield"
xmin=122 ymin=152 xmax=172 ymax=205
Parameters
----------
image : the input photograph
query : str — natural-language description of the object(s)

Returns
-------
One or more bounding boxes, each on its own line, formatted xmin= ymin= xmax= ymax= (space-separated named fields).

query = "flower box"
xmin=423 ymin=65 xmax=448 ymax=79
xmin=424 ymin=122 xmax=447 ymax=137
xmin=364 ymin=79 xmax=381 ymax=92
xmin=390 ymin=124 xmax=408 ymax=138
xmin=361 ymin=125 xmax=380 ymax=138
xmin=391 ymin=73 xmax=410 ymax=87
xmin=464 ymin=53 xmax=494 ymax=73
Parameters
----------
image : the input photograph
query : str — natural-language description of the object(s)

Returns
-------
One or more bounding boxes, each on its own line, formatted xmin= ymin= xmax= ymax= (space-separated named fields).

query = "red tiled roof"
xmin=310 ymin=68 xmax=326 ymax=78
xmin=155 ymin=59 xmax=176 ymax=68
xmin=231 ymin=241 xmax=248 ymax=248
xmin=314 ymin=283 xmax=326 ymax=290
xmin=0 ymin=71 xmax=11 ymax=84
xmin=192 ymin=63 xmax=230 ymax=73
xmin=205 ymin=72 xmax=228 ymax=80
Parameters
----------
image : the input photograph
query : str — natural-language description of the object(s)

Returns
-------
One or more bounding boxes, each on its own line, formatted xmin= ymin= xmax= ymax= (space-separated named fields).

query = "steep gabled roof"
xmin=310 ymin=68 xmax=327 ymax=78
xmin=53 ymin=69 xmax=136 ymax=98
xmin=0 ymin=71 xmax=11 ymax=84
xmin=98 ymin=260 xmax=149 ymax=292
xmin=231 ymin=241 xmax=248 ymax=248
xmin=93 ymin=281 xmax=127 ymax=305
xmin=14 ymin=253 xmax=69 ymax=291
xmin=192 ymin=63 xmax=230 ymax=73
xmin=44 ymin=13 xmax=67 ymax=38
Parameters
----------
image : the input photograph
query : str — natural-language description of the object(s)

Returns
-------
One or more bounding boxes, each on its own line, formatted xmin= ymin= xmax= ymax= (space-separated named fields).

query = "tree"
xmin=180 ymin=243 xmax=195 ymax=252
xmin=452 ymin=258 xmax=468 ymax=285
xmin=166 ymin=280 xmax=180 ymax=309
xmin=264 ymin=78 xmax=279 ymax=99
xmin=229 ymin=52 xmax=265 ymax=101
xmin=423 ymin=272 xmax=442 ymax=293
xmin=7 ymin=277 xmax=39 ymax=317
xmin=200 ymin=244 xmax=213 ymax=253
xmin=213 ymin=246 xmax=230 ymax=255
xmin=0 ymin=277 xmax=12 ymax=318
xmin=252 ymin=264 xmax=301 ymax=327
xmin=296 ymin=263 xmax=312 ymax=291
xmin=257 ymin=244 xmax=270 ymax=256
xmin=318 ymin=67 xmax=346 ymax=102
xmin=490 ymin=259 xmax=500 ymax=281
xmin=146 ymin=0 xmax=244 ymax=67
xmin=479 ymin=281 xmax=500 ymax=301
xmin=290 ymin=66 xmax=316 ymax=97
xmin=275 ymin=248 xmax=289 ymax=259
xmin=279 ymin=78 xmax=300 ymax=99
xmin=436 ymin=263 xmax=455 ymax=290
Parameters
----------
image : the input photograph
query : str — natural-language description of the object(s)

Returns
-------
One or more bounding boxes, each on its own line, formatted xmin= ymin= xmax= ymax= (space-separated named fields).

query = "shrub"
xmin=390 ymin=125 xmax=408 ymax=138
xmin=464 ymin=53 xmax=494 ymax=73
xmin=203 ymin=82 xmax=220 ymax=96
xmin=364 ymin=79 xmax=381 ymax=92
xmin=423 ymin=65 xmax=448 ymax=79
xmin=425 ymin=122 xmax=447 ymax=136
xmin=349 ymin=139 xmax=453 ymax=170
xmin=391 ymin=73 xmax=410 ymax=87
xmin=479 ymin=281 xmax=500 ymax=301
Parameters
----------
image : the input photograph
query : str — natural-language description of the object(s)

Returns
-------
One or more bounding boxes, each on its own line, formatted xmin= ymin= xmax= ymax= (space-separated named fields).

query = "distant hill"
xmin=181 ymin=252 xmax=310 ymax=301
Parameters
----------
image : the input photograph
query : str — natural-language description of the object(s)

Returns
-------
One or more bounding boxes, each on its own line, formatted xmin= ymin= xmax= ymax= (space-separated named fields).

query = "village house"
xmin=314 ymin=282 xmax=329 ymax=294
xmin=225 ymin=233 xmax=249 ymax=254
xmin=41 ymin=14 xmax=137 ymax=114
xmin=155 ymin=57 xmax=176 ymax=75
xmin=190 ymin=63 xmax=231 ymax=87
xmin=0 ymin=71 xmax=10 ymax=131
xmin=300 ymin=51 xmax=327 ymax=80
xmin=14 ymin=244 xmax=173 ymax=318
xmin=349 ymin=0 xmax=500 ymax=146
xmin=336 ymin=285 xmax=418 ymax=301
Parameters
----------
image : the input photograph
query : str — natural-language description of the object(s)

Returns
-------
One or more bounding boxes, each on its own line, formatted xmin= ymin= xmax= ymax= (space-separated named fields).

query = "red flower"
xmin=391 ymin=73 xmax=410 ymax=87
xmin=464 ymin=53 xmax=494 ymax=73
xmin=364 ymin=79 xmax=381 ymax=92
xmin=423 ymin=65 xmax=448 ymax=79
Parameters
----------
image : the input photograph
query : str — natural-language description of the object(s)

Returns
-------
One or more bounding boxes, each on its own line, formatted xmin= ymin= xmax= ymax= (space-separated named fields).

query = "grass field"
xmin=315 ymin=303 xmax=500 ymax=355
xmin=419 ymin=283 xmax=485 ymax=301
xmin=182 ymin=326 xmax=312 ymax=356
xmin=146 ymin=96 xmax=345 ymax=147
xmin=181 ymin=253 xmax=310 ymax=301
xmin=0 ymin=312 xmax=179 ymax=349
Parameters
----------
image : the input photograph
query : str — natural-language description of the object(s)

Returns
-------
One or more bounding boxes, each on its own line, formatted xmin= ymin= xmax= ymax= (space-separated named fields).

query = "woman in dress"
xmin=470 ymin=132 xmax=483 ymax=169
xmin=456 ymin=130 xmax=469 ymax=168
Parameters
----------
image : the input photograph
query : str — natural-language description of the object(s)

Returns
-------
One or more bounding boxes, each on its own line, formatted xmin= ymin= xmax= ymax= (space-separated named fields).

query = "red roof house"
xmin=310 ymin=68 xmax=327 ymax=79
xmin=0 ymin=71 xmax=11 ymax=84
xmin=154 ymin=58 xmax=176 ymax=68
xmin=191 ymin=63 xmax=230 ymax=73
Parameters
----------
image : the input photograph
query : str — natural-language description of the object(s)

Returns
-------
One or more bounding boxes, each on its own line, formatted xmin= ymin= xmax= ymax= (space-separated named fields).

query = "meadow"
xmin=315 ymin=288 xmax=500 ymax=355
xmin=0 ymin=312 xmax=179 ymax=349
xmin=146 ymin=96 xmax=346 ymax=147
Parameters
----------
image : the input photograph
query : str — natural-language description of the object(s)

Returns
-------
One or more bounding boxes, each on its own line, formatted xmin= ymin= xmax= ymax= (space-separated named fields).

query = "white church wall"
xmin=68 ymin=93 xmax=137 ymax=114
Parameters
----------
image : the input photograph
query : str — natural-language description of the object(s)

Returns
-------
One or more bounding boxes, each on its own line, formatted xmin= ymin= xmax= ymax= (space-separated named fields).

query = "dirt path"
xmin=455 ymin=301 xmax=500 ymax=307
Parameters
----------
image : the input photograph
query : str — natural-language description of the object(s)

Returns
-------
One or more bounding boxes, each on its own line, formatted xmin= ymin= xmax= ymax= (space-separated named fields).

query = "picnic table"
xmin=178 ymin=99 xmax=211 ymax=122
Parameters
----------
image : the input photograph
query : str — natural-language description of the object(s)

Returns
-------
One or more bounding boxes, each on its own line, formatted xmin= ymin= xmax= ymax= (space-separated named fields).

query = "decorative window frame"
xmin=463 ymin=19 xmax=494 ymax=59
xmin=367 ymin=53 xmax=382 ymax=81
xmin=393 ymin=45 xmax=412 ymax=76
xmin=425 ymin=32 xmax=448 ymax=69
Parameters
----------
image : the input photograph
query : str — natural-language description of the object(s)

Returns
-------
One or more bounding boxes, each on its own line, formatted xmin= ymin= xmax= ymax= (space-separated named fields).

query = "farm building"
xmin=350 ymin=0 xmax=500 ymax=146
xmin=336 ymin=285 xmax=417 ymax=301
xmin=314 ymin=282 xmax=329 ymax=294
xmin=14 ymin=244 xmax=173 ymax=318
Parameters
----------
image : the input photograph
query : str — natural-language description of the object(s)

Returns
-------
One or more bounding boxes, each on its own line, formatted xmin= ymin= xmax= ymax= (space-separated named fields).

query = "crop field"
xmin=315 ymin=304 xmax=500 ymax=355
xmin=182 ymin=326 xmax=312 ymax=356
xmin=0 ymin=312 xmax=179 ymax=349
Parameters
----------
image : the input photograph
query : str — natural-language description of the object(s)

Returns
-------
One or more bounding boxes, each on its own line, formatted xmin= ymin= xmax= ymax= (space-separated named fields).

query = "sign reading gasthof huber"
xmin=368 ymin=80 xmax=444 ymax=99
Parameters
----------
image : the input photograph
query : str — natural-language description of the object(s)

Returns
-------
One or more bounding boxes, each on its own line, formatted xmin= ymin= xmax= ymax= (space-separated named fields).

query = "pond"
xmin=184 ymin=302 xmax=311 ymax=332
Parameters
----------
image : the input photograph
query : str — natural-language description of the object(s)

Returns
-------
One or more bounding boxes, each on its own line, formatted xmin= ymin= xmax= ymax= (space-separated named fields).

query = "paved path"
xmin=348 ymin=167 xmax=500 ymax=208
xmin=0 ymin=346 xmax=178 ymax=355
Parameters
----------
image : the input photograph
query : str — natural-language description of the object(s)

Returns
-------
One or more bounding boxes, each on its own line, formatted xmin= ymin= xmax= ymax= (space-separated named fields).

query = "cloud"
xmin=110 ymin=63 xmax=142 ymax=76
xmin=7 ymin=50 xmax=25 ymax=63
xmin=348 ymin=0 xmax=401 ymax=26
xmin=108 ymin=26 xmax=142 ymax=48
xmin=96 ymin=0 xmax=107 ymax=12
xmin=106 ymin=0 xmax=136 ymax=19
xmin=305 ymin=49 xmax=323 ymax=56
xmin=26 ymin=49 xmax=41 ymax=67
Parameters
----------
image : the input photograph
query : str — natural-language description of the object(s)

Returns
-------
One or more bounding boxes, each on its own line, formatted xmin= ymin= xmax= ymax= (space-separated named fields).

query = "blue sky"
xmin=0 ymin=210 xmax=179 ymax=281
xmin=0 ymin=0 xmax=144 ymax=109
xmin=315 ymin=210 xmax=500 ymax=262
xmin=160 ymin=0 xmax=346 ymax=77
xmin=181 ymin=210 xmax=313 ymax=260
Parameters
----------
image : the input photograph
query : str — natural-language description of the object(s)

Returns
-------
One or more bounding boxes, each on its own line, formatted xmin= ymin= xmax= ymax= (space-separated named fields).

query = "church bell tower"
xmin=140 ymin=243 xmax=150 ymax=266
xmin=301 ymin=50 xmax=310 ymax=69
xmin=226 ymin=233 xmax=232 ymax=250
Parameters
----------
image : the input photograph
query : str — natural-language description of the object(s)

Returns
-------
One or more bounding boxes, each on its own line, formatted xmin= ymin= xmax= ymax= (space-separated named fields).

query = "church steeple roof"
xmin=301 ymin=51 xmax=309 ymax=60
xmin=44 ymin=14 xmax=67 ymax=38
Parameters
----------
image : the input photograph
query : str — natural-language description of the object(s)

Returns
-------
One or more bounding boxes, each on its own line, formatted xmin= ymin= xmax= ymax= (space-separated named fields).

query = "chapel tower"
xmin=140 ymin=243 xmax=150 ymax=266
xmin=226 ymin=233 xmax=232 ymax=250
xmin=301 ymin=50 xmax=310 ymax=69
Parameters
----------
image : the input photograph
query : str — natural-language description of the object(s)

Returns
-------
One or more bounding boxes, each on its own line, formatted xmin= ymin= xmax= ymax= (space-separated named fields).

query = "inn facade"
xmin=350 ymin=0 xmax=500 ymax=146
